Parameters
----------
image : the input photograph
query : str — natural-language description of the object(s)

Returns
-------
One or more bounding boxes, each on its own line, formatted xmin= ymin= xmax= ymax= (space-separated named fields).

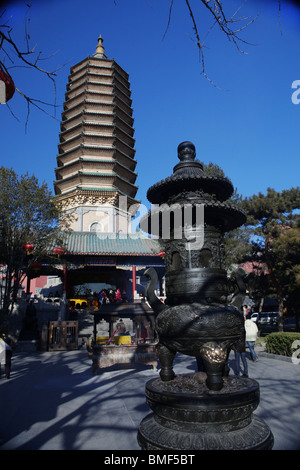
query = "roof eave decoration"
xmin=56 ymin=231 xmax=161 ymax=256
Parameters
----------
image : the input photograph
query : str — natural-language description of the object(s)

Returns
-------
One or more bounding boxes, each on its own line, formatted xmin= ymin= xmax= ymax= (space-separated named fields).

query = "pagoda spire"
xmin=94 ymin=34 xmax=107 ymax=58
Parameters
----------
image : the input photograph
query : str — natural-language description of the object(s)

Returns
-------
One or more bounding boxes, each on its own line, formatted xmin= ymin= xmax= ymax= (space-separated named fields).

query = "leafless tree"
xmin=164 ymin=0 xmax=258 ymax=87
xmin=0 ymin=3 xmax=66 ymax=129
xmin=0 ymin=0 xmax=286 ymax=122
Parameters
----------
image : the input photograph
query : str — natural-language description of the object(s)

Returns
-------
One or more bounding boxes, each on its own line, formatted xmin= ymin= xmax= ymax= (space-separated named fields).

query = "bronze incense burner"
xmin=137 ymin=142 xmax=273 ymax=450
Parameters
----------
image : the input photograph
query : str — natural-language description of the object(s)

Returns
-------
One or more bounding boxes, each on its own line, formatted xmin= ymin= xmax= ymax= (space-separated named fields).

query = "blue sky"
xmin=1 ymin=0 xmax=300 ymax=208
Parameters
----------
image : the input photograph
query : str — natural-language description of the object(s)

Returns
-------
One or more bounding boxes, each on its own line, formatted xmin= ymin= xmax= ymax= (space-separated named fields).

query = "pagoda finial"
xmin=94 ymin=34 xmax=107 ymax=58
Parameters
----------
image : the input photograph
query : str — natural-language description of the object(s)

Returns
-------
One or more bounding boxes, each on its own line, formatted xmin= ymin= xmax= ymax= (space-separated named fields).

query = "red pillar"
xmin=63 ymin=265 xmax=68 ymax=298
xmin=132 ymin=266 xmax=136 ymax=300
xmin=159 ymin=276 xmax=163 ymax=297
xmin=123 ymin=272 xmax=127 ymax=295
xmin=26 ymin=276 xmax=31 ymax=297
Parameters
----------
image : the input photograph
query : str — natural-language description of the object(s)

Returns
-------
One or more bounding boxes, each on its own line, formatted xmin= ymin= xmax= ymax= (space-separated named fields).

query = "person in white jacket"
xmin=0 ymin=335 xmax=13 ymax=378
xmin=245 ymin=319 xmax=259 ymax=362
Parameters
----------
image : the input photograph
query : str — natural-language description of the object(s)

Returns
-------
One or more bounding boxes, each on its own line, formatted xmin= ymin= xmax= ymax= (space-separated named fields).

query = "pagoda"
xmin=49 ymin=36 xmax=164 ymax=303
xmin=54 ymin=35 xmax=139 ymax=233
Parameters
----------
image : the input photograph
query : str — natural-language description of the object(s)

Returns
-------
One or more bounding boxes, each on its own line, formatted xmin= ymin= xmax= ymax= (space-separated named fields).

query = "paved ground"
xmin=0 ymin=345 xmax=299 ymax=451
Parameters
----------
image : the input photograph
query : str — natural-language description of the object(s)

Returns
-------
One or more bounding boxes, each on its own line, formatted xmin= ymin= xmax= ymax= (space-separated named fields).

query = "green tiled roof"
xmin=60 ymin=231 xmax=160 ymax=256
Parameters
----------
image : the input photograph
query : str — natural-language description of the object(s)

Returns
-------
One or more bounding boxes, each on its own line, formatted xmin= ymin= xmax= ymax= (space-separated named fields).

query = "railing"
xmin=44 ymin=321 xmax=78 ymax=351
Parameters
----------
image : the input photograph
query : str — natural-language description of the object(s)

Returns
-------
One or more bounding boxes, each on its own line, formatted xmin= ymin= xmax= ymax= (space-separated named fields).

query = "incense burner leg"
xmin=200 ymin=341 xmax=228 ymax=391
xmin=156 ymin=343 xmax=176 ymax=381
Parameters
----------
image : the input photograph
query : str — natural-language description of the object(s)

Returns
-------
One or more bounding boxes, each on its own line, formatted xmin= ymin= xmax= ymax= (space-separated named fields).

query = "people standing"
xmin=115 ymin=288 xmax=122 ymax=303
xmin=232 ymin=325 xmax=248 ymax=377
xmin=245 ymin=318 xmax=259 ymax=362
xmin=0 ymin=334 xmax=13 ymax=379
xmin=108 ymin=289 xmax=115 ymax=303
xmin=98 ymin=290 xmax=106 ymax=306
xmin=116 ymin=319 xmax=126 ymax=335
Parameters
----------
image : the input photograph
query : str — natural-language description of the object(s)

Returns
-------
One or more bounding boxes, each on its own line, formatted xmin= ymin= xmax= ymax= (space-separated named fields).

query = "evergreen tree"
xmin=241 ymin=187 xmax=300 ymax=331
xmin=270 ymin=221 xmax=300 ymax=331
xmin=0 ymin=167 xmax=69 ymax=333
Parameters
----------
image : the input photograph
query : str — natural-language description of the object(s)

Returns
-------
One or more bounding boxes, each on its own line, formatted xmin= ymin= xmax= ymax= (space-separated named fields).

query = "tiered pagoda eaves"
xmin=54 ymin=35 xmax=140 ymax=234
xmin=50 ymin=36 xmax=163 ymax=300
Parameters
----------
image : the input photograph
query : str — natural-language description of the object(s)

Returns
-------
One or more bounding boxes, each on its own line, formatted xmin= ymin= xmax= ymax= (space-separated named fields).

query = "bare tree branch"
xmin=164 ymin=0 xmax=258 ymax=88
xmin=15 ymin=86 xmax=60 ymax=132
xmin=0 ymin=2 xmax=67 ymax=128
xmin=163 ymin=0 xmax=174 ymax=41
xmin=278 ymin=0 xmax=283 ymax=35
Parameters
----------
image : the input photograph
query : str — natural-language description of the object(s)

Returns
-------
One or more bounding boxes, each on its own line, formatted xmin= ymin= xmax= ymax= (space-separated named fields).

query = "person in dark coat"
xmin=232 ymin=325 xmax=248 ymax=377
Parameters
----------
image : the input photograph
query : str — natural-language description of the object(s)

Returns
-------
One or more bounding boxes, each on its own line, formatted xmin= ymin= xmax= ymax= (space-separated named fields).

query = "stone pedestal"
xmin=137 ymin=373 xmax=274 ymax=450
